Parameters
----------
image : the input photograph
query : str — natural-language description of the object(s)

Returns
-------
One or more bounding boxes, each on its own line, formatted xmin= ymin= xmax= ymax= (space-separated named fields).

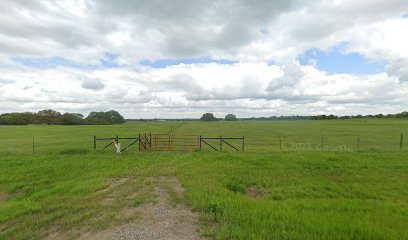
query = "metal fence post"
xmin=138 ymin=134 xmax=141 ymax=151
xmin=400 ymin=133 xmax=404 ymax=149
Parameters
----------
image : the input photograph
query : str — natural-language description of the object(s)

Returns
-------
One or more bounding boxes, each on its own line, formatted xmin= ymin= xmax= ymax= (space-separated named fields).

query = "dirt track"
xmin=47 ymin=177 xmax=203 ymax=240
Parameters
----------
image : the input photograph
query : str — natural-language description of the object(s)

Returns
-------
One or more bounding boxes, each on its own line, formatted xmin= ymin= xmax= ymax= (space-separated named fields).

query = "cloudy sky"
xmin=0 ymin=0 xmax=408 ymax=118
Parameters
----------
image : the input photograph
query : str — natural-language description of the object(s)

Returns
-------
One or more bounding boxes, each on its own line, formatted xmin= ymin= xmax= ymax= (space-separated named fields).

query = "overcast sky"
xmin=0 ymin=0 xmax=408 ymax=118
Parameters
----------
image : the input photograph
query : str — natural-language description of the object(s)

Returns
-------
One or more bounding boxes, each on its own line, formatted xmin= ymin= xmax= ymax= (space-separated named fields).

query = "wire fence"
xmin=0 ymin=129 xmax=406 ymax=154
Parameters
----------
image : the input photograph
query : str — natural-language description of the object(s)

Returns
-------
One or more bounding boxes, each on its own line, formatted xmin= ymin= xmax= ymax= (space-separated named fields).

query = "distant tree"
xmin=200 ymin=113 xmax=217 ymax=121
xmin=0 ymin=112 xmax=33 ymax=125
xmin=375 ymin=114 xmax=384 ymax=119
xmin=327 ymin=114 xmax=338 ymax=120
xmin=60 ymin=113 xmax=84 ymax=125
xmin=105 ymin=110 xmax=125 ymax=123
xmin=86 ymin=110 xmax=125 ymax=124
xmin=225 ymin=114 xmax=237 ymax=121
xmin=32 ymin=109 xmax=62 ymax=125
xmin=311 ymin=115 xmax=327 ymax=120
xmin=396 ymin=111 xmax=408 ymax=118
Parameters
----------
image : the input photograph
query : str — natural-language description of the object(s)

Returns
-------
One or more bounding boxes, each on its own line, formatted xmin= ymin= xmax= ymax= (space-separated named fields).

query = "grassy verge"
xmin=1 ymin=150 xmax=407 ymax=239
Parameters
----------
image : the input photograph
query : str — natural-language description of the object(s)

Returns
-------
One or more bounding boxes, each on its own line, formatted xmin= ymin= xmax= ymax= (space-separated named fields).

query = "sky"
xmin=0 ymin=0 xmax=408 ymax=118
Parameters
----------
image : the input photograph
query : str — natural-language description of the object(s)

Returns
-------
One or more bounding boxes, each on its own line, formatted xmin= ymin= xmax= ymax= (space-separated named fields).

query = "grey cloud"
xmin=386 ymin=59 xmax=408 ymax=83
xmin=161 ymin=74 xmax=204 ymax=93
xmin=1 ymin=0 xmax=406 ymax=64
xmin=183 ymin=73 xmax=315 ymax=103
xmin=0 ymin=1 xmax=112 ymax=56
xmin=81 ymin=77 xmax=105 ymax=90
xmin=134 ymin=73 xmax=207 ymax=99
xmin=0 ymin=0 xmax=298 ymax=59
xmin=267 ymin=63 xmax=303 ymax=91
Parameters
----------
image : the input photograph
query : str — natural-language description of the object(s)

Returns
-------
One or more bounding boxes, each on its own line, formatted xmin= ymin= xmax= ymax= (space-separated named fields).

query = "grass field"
xmin=1 ymin=120 xmax=408 ymax=239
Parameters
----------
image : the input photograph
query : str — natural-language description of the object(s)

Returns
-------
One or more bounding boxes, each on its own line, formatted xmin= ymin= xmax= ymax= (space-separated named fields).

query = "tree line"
xmin=2 ymin=110 xmax=407 ymax=125
xmin=0 ymin=109 xmax=125 ymax=125
xmin=310 ymin=112 xmax=408 ymax=120
xmin=199 ymin=111 xmax=408 ymax=121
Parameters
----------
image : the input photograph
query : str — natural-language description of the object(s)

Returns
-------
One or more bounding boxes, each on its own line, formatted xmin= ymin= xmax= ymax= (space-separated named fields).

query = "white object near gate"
xmin=115 ymin=143 xmax=121 ymax=153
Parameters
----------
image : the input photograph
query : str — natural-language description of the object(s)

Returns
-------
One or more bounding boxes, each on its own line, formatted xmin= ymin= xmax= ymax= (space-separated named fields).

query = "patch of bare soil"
xmin=96 ymin=178 xmax=130 ymax=206
xmin=246 ymin=185 xmax=264 ymax=198
xmin=0 ymin=192 xmax=7 ymax=202
xmin=96 ymin=178 xmax=129 ymax=194
xmin=47 ymin=177 xmax=203 ymax=240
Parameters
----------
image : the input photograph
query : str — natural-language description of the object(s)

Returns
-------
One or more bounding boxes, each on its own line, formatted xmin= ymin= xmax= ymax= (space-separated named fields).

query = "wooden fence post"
xmin=93 ymin=136 xmax=96 ymax=150
xmin=242 ymin=136 xmax=245 ymax=152
xmin=199 ymin=135 xmax=202 ymax=149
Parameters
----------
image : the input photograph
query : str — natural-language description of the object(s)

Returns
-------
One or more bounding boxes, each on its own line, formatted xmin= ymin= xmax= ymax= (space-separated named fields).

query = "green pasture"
xmin=1 ymin=119 xmax=407 ymax=155
xmin=0 ymin=120 xmax=408 ymax=239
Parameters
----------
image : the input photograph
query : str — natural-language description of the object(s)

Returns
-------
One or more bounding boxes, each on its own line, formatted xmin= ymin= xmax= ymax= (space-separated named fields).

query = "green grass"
xmin=1 ymin=120 xmax=408 ymax=239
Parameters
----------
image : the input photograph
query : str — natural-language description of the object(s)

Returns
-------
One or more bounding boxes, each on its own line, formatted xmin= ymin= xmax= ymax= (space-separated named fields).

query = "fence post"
xmin=242 ymin=136 xmax=245 ymax=152
xmin=33 ymin=138 xmax=35 ymax=154
xmin=93 ymin=135 xmax=96 ymax=150
xmin=220 ymin=136 xmax=222 ymax=152
xmin=168 ymin=134 xmax=171 ymax=150
xmin=138 ymin=134 xmax=141 ymax=151
xmin=116 ymin=134 xmax=119 ymax=143
xmin=400 ymin=133 xmax=404 ymax=149
xmin=199 ymin=135 xmax=202 ymax=149
xmin=149 ymin=131 xmax=152 ymax=147
xmin=145 ymin=133 xmax=149 ymax=150
xmin=321 ymin=136 xmax=324 ymax=149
